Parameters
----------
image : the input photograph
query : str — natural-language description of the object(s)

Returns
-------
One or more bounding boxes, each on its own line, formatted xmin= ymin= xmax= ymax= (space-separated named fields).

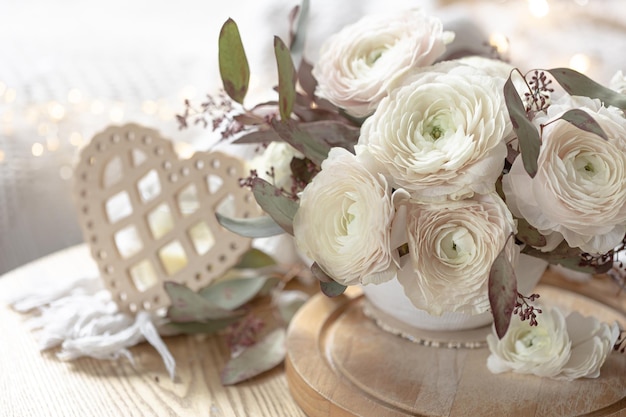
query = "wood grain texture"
xmin=0 ymin=245 xmax=305 ymax=417
xmin=286 ymin=273 xmax=626 ymax=417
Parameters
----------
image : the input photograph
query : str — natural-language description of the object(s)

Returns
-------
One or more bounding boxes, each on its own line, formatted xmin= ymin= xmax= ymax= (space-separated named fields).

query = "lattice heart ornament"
xmin=73 ymin=124 xmax=260 ymax=313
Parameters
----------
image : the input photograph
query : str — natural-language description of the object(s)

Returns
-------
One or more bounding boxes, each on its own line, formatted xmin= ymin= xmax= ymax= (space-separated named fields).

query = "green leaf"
xmin=216 ymin=212 xmax=285 ymax=238
xmin=219 ymin=19 xmax=250 ymax=104
xmin=504 ymin=75 xmax=541 ymax=178
xmin=276 ymin=290 xmax=308 ymax=323
xmin=221 ymin=328 xmax=287 ymax=385
xmin=166 ymin=317 xmax=241 ymax=335
xmin=199 ymin=276 xmax=269 ymax=311
xmin=250 ymin=177 xmax=299 ymax=235
xmin=270 ymin=119 xmax=331 ymax=165
xmin=488 ymin=245 xmax=518 ymax=339
xmin=298 ymin=59 xmax=317 ymax=99
xmin=515 ymin=218 xmax=547 ymax=248
xmin=164 ymin=282 xmax=244 ymax=322
xmin=548 ymin=68 xmax=626 ymax=110
xmin=301 ymin=120 xmax=359 ymax=152
xmin=320 ymin=280 xmax=347 ymax=297
xmin=557 ymin=108 xmax=608 ymax=140
xmin=288 ymin=0 xmax=310 ymax=69
xmin=521 ymin=241 xmax=612 ymax=274
xmin=235 ymin=248 xmax=276 ymax=269
xmin=274 ymin=36 xmax=297 ymax=121
xmin=233 ymin=128 xmax=282 ymax=145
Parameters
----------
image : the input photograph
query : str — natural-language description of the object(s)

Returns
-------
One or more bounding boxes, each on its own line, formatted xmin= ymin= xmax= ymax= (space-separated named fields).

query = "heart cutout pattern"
xmin=73 ymin=124 xmax=259 ymax=313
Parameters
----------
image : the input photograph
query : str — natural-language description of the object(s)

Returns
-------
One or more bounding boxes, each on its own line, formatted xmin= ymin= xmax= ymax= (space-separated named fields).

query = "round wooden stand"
xmin=285 ymin=278 xmax=626 ymax=417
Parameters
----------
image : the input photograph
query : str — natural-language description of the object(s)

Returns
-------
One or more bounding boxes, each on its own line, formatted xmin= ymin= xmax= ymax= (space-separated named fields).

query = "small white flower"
xmin=292 ymin=147 xmax=400 ymax=286
xmin=487 ymin=307 xmax=619 ymax=380
xmin=610 ymin=70 xmax=626 ymax=94
xmin=312 ymin=9 xmax=453 ymax=118
xmin=247 ymin=142 xmax=304 ymax=191
xmin=397 ymin=192 xmax=517 ymax=315
xmin=503 ymin=95 xmax=626 ymax=254
xmin=357 ymin=61 xmax=509 ymax=201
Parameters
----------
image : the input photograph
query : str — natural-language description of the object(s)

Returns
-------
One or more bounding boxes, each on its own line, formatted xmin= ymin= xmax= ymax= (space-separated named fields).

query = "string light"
xmin=48 ymin=101 xmax=66 ymax=121
xmin=31 ymin=143 xmax=44 ymax=157
xmin=90 ymin=100 xmax=105 ymax=115
xmin=569 ymin=53 xmax=591 ymax=73
xmin=0 ymin=81 xmax=6 ymax=97
xmin=69 ymin=131 xmax=84 ymax=147
xmin=4 ymin=88 xmax=16 ymax=103
xmin=109 ymin=103 xmax=125 ymax=122
xmin=37 ymin=123 xmax=51 ymax=136
xmin=59 ymin=165 xmax=74 ymax=180
xmin=528 ymin=0 xmax=550 ymax=18
xmin=0 ymin=149 xmax=5 ymax=163
xmin=175 ymin=142 xmax=195 ymax=159
xmin=141 ymin=100 xmax=158 ymax=115
xmin=178 ymin=85 xmax=197 ymax=101
xmin=489 ymin=33 xmax=510 ymax=54
xmin=67 ymin=88 xmax=83 ymax=104
xmin=46 ymin=136 xmax=60 ymax=152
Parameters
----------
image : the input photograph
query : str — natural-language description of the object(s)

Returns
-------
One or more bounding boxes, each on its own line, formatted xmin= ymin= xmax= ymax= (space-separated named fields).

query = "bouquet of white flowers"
xmin=179 ymin=3 xmax=626 ymax=380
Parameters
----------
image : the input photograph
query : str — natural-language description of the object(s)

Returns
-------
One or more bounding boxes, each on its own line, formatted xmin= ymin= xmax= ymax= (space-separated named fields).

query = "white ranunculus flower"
xmin=487 ymin=307 xmax=619 ymax=380
xmin=292 ymin=147 xmax=399 ymax=286
xmin=397 ymin=192 xmax=517 ymax=315
xmin=247 ymin=142 xmax=304 ymax=191
xmin=559 ymin=312 xmax=620 ymax=380
xmin=487 ymin=308 xmax=573 ymax=377
xmin=503 ymin=95 xmax=626 ymax=254
xmin=610 ymin=70 xmax=626 ymax=94
xmin=312 ymin=9 xmax=454 ymax=118
xmin=356 ymin=63 xmax=508 ymax=201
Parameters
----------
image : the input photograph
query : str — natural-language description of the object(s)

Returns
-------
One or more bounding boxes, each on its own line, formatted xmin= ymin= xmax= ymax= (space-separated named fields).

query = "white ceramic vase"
xmin=362 ymin=253 xmax=549 ymax=332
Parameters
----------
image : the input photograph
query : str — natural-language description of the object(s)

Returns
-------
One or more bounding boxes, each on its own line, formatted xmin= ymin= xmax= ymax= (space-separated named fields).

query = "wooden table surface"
xmin=0 ymin=245 xmax=306 ymax=417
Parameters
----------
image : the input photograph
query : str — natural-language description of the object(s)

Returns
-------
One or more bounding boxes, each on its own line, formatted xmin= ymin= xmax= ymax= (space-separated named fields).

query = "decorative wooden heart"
xmin=73 ymin=124 xmax=259 ymax=313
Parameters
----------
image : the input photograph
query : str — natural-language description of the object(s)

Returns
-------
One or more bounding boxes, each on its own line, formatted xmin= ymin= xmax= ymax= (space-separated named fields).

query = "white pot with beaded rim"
xmin=362 ymin=253 xmax=548 ymax=332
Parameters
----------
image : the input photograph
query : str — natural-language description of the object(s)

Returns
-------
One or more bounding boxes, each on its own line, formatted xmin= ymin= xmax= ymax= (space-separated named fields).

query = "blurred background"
xmin=1 ymin=0 xmax=625 ymax=274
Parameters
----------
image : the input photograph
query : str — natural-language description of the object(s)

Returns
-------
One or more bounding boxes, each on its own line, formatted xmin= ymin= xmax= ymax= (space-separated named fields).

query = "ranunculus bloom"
xmin=503 ymin=95 xmax=626 ymax=254
xmin=610 ymin=70 xmax=626 ymax=94
xmin=487 ymin=307 xmax=619 ymax=380
xmin=397 ymin=192 xmax=517 ymax=315
xmin=247 ymin=142 xmax=304 ymax=191
xmin=292 ymin=147 xmax=399 ymax=286
xmin=356 ymin=62 xmax=509 ymax=201
xmin=312 ymin=9 xmax=453 ymax=118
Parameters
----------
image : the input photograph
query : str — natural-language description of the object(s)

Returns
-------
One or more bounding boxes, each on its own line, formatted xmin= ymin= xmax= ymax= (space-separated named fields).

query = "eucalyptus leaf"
xmin=488 ymin=245 xmax=517 ymax=339
xmin=515 ymin=218 xmax=547 ymax=248
xmin=235 ymin=248 xmax=277 ymax=269
xmin=301 ymin=120 xmax=359 ymax=152
xmin=218 ymin=19 xmax=250 ymax=104
xmin=233 ymin=128 xmax=281 ymax=145
xmin=557 ymin=108 xmax=608 ymax=140
xmin=221 ymin=328 xmax=287 ymax=385
xmin=548 ymin=68 xmax=626 ymax=110
xmin=288 ymin=0 xmax=310 ymax=69
xmin=164 ymin=282 xmax=244 ymax=323
xmin=298 ymin=59 xmax=316 ymax=99
xmin=274 ymin=36 xmax=297 ymax=121
xmin=310 ymin=262 xmax=333 ymax=283
xmin=320 ymin=280 xmax=347 ymax=297
xmin=270 ymin=119 xmax=331 ymax=165
xmin=504 ymin=75 xmax=541 ymax=178
xmin=199 ymin=276 xmax=269 ymax=310
xmin=216 ymin=212 xmax=285 ymax=238
xmin=166 ymin=317 xmax=241 ymax=335
xmin=250 ymin=177 xmax=299 ymax=235
xmin=276 ymin=290 xmax=309 ymax=323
